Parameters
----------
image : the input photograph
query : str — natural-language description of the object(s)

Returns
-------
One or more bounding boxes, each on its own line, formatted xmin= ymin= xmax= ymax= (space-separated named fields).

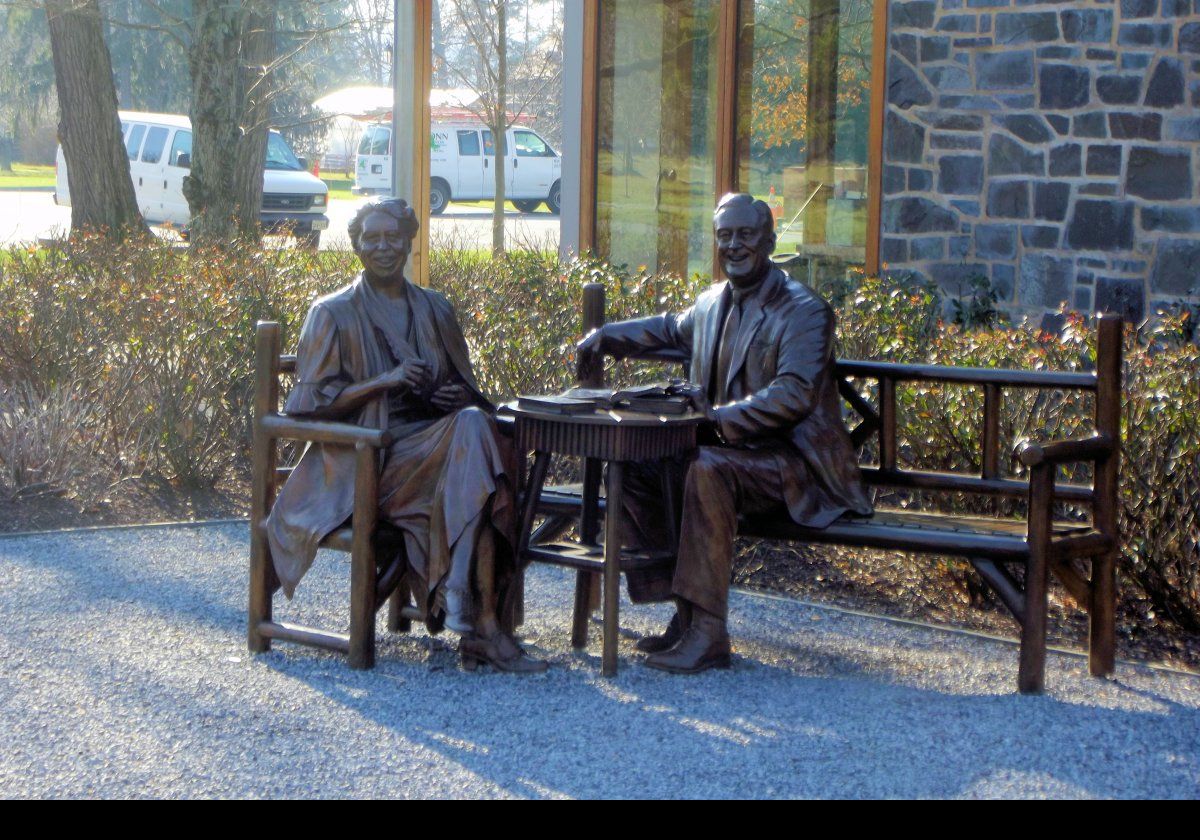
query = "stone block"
xmin=996 ymin=11 xmax=1059 ymax=43
xmin=1118 ymin=23 xmax=1171 ymax=48
xmin=975 ymin=223 xmax=1018 ymax=259
xmin=1127 ymin=147 xmax=1192 ymax=200
xmin=928 ymin=66 xmax=972 ymax=90
xmin=919 ymin=112 xmax=983 ymax=131
xmin=1086 ymin=145 xmax=1122 ymax=176
xmin=996 ymin=114 xmax=1053 ymax=143
xmin=1095 ymin=276 xmax=1145 ymax=322
xmin=1074 ymin=112 xmax=1108 ymax=138
xmin=908 ymin=168 xmax=934 ymax=191
xmin=1061 ymin=8 xmax=1112 ymax=42
xmin=1021 ymin=224 xmax=1060 ymax=248
xmin=932 ymin=133 xmax=983 ymax=150
xmin=988 ymin=134 xmax=1045 ymax=176
xmin=1066 ymin=199 xmax=1135 ymax=251
xmin=1109 ymin=113 xmax=1162 ymax=140
xmin=1034 ymin=182 xmax=1070 ymax=221
xmin=887 ymin=110 xmax=927 ymax=164
xmin=1180 ymin=21 xmax=1200 ymax=53
xmin=1039 ymin=65 xmax=1090 ymax=109
xmin=911 ymin=236 xmax=946 ymax=260
xmin=1097 ymin=75 xmax=1142 ymax=105
xmin=1150 ymin=240 xmax=1200 ymax=295
xmin=884 ymin=164 xmax=907 ymax=193
xmin=892 ymin=0 xmax=937 ymax=28
xmin=976 ymin=50 xmax=1034 ymax=89
xmin=1141 ymin=205 xmax=1200 ymax=233
xmin=921 ymin=36 xmax=952 ymax=62
xmin=1046 ymin=115 xmax=1070 ymax=135
xmin=884 ymin=196 xmax=960 ymax=233
xmin=1120 ymin=0 xmax=1156 ymax=17
xmin=892 ymin=33 xmax=920 ymax=64
xmin=992 ymin=263 xmax=1016 ymax=300
xmin=987 ymin=180 xmax=1030 ymax=217
xmin=938 ymin=155 xmax=985 ymax=194
xmin=1019 ymin=254 xmax=1074 ymax=308
xmin=881 ymin=237 xmax=909 ymax=263
xmin=1166 ymin=117 xmax=1200 ymax=141
xmin=1081 ymin=183 xmax=1119 ymax=196
xmin=1145 ymin=58 xmax=1185 ymax=108
xmin=937 ymin=14 xmax=978 ymax=32
xmin=888 ymin=57 xmax=934 ymax=109
xmin=1049 ymin=144 xmax=1082 ymax=176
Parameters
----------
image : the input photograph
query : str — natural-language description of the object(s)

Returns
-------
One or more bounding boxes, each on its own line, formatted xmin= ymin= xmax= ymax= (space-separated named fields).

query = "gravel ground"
xmin=1 ymin=521 xmax=1197 ymax=799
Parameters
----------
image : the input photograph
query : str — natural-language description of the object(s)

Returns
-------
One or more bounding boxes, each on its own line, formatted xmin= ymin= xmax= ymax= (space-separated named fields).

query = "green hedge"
xmin=0 ymin=236 xmax=1195 ymax=632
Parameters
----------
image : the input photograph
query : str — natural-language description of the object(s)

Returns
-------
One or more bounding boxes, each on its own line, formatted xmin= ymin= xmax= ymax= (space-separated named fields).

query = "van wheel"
xmin=546 ymin=180 xmax=561 ymax=216
xmin=513 ymin=199 xmax=541 ymax=214
xmin=430 ymin=179 xmax=450 ymax=215
xmin=297 ymin=231 xmax=321 ymax=251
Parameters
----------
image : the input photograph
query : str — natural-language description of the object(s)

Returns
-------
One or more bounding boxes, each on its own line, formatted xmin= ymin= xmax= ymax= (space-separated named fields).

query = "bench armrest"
xmin=1014 ymin=434 xmax=1114 ymax=468
xmin=261 ymin=414 xmax=392 ymax=449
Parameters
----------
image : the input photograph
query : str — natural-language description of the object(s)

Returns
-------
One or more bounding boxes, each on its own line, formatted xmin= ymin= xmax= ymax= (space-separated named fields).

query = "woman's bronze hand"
xmin=430 ymin=383 xmax=471 ymax=412
xmin=381 ymin=358 xmax=431 ymax=393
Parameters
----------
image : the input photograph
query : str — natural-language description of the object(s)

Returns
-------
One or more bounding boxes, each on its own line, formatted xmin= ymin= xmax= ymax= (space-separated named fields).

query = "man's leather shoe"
xmin=635 ymin=611 xmax=684 ymax=653
xmin=644 ymin=625 xmax=732 ymax=674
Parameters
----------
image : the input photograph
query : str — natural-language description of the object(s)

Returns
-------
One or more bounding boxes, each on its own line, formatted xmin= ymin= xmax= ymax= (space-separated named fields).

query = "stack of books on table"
xmin=517 ymin=384 xmax=692 ymax=416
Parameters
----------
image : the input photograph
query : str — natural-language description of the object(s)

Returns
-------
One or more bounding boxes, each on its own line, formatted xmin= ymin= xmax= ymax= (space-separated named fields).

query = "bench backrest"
xmin=579 ymin=283 xmax=1122 ymax=514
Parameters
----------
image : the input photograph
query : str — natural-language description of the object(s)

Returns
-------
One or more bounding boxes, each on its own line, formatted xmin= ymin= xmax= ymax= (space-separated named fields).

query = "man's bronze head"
xmin=349 ymin=197 xmax=420 ymax=282
xmin=713 ymin=192 xmax=776 ymax=289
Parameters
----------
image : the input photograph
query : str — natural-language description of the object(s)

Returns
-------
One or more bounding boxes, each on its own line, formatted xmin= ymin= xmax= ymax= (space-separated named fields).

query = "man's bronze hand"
xmin=672 ymin=382 xmax=718 ymax=423
xmin=576 ymin=326 xmax=606 ymax=380
xmin=430 ymin=383 xmax=471 ymax=412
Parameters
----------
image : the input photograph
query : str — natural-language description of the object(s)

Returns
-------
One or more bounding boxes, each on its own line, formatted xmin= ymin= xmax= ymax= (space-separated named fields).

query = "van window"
xmin=125 ymin=124 xmax=146 ymax=160
xmin=359 ymin=125 xmax=391 ymax=156
xmin=514 ymin=130 xmax=554 ymax=157
xmin=482 ymin=130 xmax=494 ymax=156
xmin=169 ymin=130 xmax=192 ymax=167
xmin=457 ymin=130 xmax=480 ymax=156
xmin=265 ymin=132 xmax=303 ymax=171
xmin=140 ymin=126 xmax=168 ymax=164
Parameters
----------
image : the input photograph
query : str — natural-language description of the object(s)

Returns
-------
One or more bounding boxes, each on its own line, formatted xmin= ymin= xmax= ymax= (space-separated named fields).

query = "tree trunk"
xmin=491 ymin=1 xmax=507 ymax=256
xmin=233 ymin=0 xmax=275 ymax=241
xmin=185 ymin=0 xmax=247 ymax=248
xmin=45 ymin=0 xmax=145 ymax=238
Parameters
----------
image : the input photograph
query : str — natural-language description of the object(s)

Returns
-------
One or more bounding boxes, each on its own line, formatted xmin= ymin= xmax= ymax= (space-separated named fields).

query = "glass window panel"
xmin=125 ymin=124 xmax=146 ymax=161
xmin=140 ymin=126 xmax=168 ymax=164
xmin=168 ymin=130 xmax=192 ymax=167
xmin=457 ymin=130 xmax=481 ymax=156
xmin=596 ymin=0 xmax=721 ymax=279
xmin=514 ymin=130 xmax=550 ymax=157
xmin=735 ymin=0 xmax=873 ymax=263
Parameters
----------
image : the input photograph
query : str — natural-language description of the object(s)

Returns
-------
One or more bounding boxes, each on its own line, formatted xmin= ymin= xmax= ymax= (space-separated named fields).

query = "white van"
xmin=355 ymin=121 xmax=562 ymax=215
xmin=55 ymin=111 xmax=330 ymax=247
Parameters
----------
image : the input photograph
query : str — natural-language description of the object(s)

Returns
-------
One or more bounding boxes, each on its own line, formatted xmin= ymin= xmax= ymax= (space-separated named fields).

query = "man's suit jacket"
xmin=599 ymin=266 xmax=873 ymax=528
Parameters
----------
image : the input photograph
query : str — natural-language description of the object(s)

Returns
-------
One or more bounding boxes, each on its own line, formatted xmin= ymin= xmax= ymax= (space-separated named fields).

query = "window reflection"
xmin=736 ymin=0 xmax=873 ymax=259
xmin=596 ymin=0 xmax=720 ymax=279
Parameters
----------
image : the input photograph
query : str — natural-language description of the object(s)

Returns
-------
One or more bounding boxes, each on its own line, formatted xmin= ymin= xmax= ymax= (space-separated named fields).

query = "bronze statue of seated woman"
xmin=265 ymin=197 xmax=545 ymax=673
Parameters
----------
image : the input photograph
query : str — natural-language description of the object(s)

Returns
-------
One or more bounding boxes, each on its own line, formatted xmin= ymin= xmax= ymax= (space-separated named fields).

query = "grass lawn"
xmin=0 ymin=163 xmax=55 ymax=189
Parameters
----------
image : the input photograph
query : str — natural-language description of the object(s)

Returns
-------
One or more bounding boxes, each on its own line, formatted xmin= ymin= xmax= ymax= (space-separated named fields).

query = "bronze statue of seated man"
xmin=577 ymin=192 xmax=873 ymax=674
xmin=266 ymin=197 xmax=545 ymax=673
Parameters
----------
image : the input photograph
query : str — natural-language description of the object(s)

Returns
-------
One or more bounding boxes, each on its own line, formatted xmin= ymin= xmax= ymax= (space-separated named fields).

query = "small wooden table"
xmin=507 ymin=403 xmax=705 ymax=676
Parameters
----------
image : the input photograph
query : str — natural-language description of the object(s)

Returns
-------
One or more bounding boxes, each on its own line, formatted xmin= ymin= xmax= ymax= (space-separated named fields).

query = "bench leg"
xmin=1088 ymin=549 xmax=1117 ymax=677
xmin=1019 ymin=469 xmax=1052 ymax=694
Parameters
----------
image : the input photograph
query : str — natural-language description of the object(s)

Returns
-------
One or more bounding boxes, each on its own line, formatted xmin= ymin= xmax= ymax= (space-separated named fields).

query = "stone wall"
xmin=881 ymin=0 xmax=1200 ymax=325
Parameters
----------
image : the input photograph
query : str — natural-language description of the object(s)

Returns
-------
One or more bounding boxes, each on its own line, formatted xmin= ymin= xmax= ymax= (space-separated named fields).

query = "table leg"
xmin=572 ymin=456 xmax=603 ymax=648
xmin=602 ymin=461 xmax=624 ymax=677
xmin=503 ymin=450 xmax=550 ymax=634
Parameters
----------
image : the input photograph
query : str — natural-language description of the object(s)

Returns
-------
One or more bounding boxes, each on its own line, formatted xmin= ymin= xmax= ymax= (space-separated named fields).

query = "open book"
xmin=563 ymin=382 xmax=693 ymax=415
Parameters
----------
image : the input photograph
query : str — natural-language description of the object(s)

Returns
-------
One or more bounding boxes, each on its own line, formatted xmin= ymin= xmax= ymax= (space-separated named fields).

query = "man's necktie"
xmin=713 ymin=295 xmax=742 ymax=405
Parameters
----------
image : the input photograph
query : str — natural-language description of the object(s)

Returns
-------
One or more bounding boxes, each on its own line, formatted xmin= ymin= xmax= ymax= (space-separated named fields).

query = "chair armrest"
xmin=1015 ymin=434 xmax=1114 ymax=468
xmin=261 ymin=414 xmax=392 ymax=449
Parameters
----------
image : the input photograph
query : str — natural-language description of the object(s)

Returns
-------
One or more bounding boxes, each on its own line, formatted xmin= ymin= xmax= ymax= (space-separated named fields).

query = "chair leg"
xmin=1088 ymin=549 xmax=1117 ymax=677
xmin=248 ymin=527 xmax=273 ymax=654
xmin=388 ymin=577 xmax=413 ymax=634
xmin=349 ymin=443 xmax=378 ymax=670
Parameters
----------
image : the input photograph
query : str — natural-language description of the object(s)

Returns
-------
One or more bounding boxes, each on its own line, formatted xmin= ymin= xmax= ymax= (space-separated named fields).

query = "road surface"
xmin=0 ymin=189 xmax=560 ymax=252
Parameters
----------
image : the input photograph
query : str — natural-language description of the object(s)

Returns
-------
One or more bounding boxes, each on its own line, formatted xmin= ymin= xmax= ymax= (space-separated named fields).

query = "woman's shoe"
xmin=459 ymin=632 xmax=549 ymax=674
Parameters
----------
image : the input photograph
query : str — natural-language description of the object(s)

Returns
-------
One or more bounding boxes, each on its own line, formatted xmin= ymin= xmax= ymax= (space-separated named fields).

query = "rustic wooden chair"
xmin=247 ymin=320 xmax=424 ymax=669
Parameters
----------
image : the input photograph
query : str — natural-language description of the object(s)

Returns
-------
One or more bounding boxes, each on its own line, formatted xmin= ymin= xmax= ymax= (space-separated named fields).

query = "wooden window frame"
xmin=577 ymin=0 xmax=887 ymax=277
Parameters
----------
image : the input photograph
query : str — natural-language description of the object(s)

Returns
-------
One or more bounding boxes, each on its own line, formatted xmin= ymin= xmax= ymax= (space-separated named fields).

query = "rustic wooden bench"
xmin=533 ymin=283 xmax=1123 ymax=694
xmin=247 ymin=321 xmax=427 ymax=669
